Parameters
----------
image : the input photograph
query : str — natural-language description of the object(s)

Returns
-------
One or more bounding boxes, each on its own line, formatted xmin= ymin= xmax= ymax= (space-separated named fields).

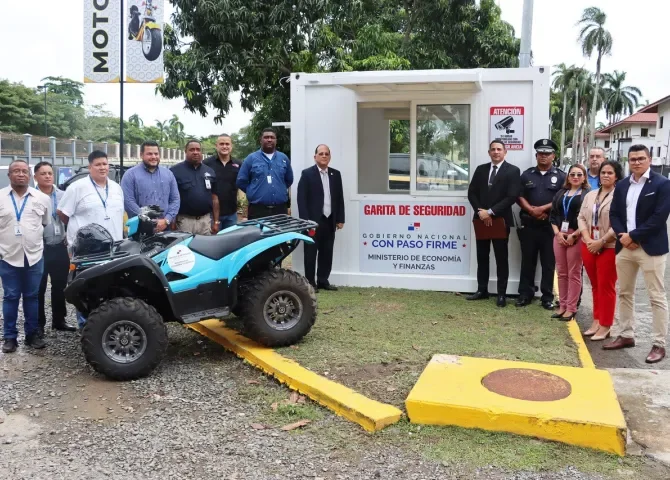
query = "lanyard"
xmin=593 ymin=188 xmax=612 ymax=227
xmin=90 ymin=176 xmax=109 ymax=211
xmin=51 ymin=190 xmax=58 ymax=219
xmin=562 ymin=188 xmax=581 ymax=218
xmin=10 ymin=191 xmax=29 ymax=222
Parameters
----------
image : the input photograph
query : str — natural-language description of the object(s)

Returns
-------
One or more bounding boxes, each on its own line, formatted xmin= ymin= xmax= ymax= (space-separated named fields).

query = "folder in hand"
xmin=473 ymin=217 xmax=507 ymax=240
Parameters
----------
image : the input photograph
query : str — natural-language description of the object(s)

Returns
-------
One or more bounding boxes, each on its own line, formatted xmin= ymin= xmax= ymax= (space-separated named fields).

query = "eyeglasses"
xmin=629 ymin=158 xmax=648 ymax=164
xmin=569 ymin=173 xmax=584 ymax=178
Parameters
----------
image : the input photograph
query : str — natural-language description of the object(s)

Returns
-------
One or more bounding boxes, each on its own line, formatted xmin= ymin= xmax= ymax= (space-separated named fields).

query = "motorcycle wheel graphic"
xmin=142 ymin=26 xmax=162 ymax=61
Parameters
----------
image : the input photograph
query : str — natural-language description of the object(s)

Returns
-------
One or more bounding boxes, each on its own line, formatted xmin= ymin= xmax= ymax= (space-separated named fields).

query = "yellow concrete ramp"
xmin=405 ymin=355 xmax=626 ymax=455
xmin=187 ymin=320 xmax=402 ymax=432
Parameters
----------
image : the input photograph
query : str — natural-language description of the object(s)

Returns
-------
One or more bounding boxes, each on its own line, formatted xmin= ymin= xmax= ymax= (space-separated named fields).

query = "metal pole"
xmin=518 ymin=0 xmax=534 ymax=68
xmin=43 ymin=88 xmax=48 ymax=137
xmin=119 ymin=0 xmax=125 ymax=172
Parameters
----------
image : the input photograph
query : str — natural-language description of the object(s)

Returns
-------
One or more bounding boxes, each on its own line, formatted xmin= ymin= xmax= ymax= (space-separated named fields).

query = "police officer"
xmin=516 ymin=139 xmax=566 ymax=309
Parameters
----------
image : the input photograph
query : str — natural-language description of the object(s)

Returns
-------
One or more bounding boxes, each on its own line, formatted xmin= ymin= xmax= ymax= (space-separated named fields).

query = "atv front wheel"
xmin=81 ymin=297 xmax=168 ymax=380
xmin=243 ymin=269 xmax=316 ymax=347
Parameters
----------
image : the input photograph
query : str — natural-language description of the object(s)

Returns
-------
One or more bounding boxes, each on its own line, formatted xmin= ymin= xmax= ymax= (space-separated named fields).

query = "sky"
xmin=1 ymin=0 xmax=668 ymax=138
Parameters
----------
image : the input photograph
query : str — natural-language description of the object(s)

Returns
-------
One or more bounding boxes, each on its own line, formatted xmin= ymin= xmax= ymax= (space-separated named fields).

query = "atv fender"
xmin=65 ymin=255 xmax=175 ymax=318
xmin=226 ymin=232 xmax=314 ymax=283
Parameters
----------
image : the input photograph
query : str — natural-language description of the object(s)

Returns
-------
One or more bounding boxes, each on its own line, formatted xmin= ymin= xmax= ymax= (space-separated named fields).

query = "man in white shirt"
xmin=606 ymin=145 xmax=670 ymax=364
xmin=0 ymin=160 xmax=51 ymax=352
xmin=57 ymin=150 xmax=124 ymax=329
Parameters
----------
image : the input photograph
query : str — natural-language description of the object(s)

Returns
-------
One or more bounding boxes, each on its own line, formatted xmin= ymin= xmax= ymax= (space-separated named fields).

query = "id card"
xmin=267 ymin=175 xmax=272 ymax=184
xmin=592 ymin=227 xmax=600 ymax=240
xmin=560 ymin=221 xmax=569 ymax=233
xmin=14 ymin=225 xmax=22 ymax=236
xmin=54 ymin=225 xmax=61 ymax=236
xmin=205 ymin=178 xmax=211 ymax=189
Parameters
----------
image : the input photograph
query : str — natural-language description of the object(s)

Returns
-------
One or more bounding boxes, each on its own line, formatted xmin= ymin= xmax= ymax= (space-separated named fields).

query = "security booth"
xmin=289 ymin=67 xmax=550 ymax=293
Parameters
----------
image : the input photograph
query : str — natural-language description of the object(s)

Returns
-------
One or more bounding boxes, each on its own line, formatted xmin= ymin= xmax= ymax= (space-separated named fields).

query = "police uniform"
xmin=517 ymin=139 xmax=566 ymax=307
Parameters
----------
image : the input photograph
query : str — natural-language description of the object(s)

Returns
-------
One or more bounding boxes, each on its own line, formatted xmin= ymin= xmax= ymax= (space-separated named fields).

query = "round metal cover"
xmin=481 ymin=368 xmax=572 ymax=401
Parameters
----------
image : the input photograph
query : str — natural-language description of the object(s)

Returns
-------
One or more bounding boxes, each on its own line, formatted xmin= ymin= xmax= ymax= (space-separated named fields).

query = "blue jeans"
xmin=0 ymin=257 xmax=44 ymax=340
xmin=219 ymin=213 xmax=238 ymax=230
xmin=76 ymin=311 xmax=87 ymax=329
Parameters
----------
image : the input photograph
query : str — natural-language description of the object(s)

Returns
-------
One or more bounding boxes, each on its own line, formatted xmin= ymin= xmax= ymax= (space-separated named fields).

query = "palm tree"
xmin=168 ymin=114 xmax=185 ymax=144
xmin=552 ymin=63 xmax=579 ymax=162
xmin=569 ymin=68 xmax=590 ymax=163
xmin=577 ymin=7 xmax=613 ymax=154
xmin=603 ymin=71 xmax=642 ymax=123
xmin=128 ymin=113 xmax=144 ymax=128
xmin=155 ymin=120 xmax=167 ymax=142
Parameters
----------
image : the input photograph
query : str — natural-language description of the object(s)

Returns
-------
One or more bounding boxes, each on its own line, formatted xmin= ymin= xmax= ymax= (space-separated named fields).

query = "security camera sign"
xmin=490 ymin=106 xmax=524 ymax=150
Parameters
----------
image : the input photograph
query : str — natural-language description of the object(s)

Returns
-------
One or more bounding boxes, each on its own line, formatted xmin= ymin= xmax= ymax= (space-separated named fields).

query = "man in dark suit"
xmin=297 ymin=144 xmax=345 ymax=292
xmin=466 ymin=139 xmax=521 ymax=307
xmin=605 ymin=145 xmax=670 ymax=364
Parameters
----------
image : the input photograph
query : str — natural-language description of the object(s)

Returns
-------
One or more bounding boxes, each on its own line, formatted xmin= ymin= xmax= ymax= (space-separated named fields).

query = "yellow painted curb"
xmin=567 ymin=319 xmax=596 ymax=369
xmin=406 ymin=355 xmax=626 ymax=455
xmin=186 ymin=320 xmax=403 ymax=432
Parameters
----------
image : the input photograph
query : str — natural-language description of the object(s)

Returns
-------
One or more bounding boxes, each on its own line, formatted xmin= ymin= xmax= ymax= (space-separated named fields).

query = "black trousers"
xmin=303 ymin=215 xmax=335 ymax=287
xmin=247 ymin=203 xmax=288 ymax=220
xmin=517 ymin=224 xmax=555 ymax=302
xmin=38 ymin=242 xmax=70 ymax=328
xmin=476 ymin=232 xmax=510 ymax=295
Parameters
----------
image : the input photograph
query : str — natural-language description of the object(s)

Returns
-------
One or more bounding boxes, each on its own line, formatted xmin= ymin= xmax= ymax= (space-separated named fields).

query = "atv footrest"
xmin=181 ymin=307 xmax=231 ymax=324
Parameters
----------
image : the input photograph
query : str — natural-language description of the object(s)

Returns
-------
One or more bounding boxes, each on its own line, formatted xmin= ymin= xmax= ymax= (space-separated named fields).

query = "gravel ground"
xmin=0 ymin=284 xmax=650 ymax=479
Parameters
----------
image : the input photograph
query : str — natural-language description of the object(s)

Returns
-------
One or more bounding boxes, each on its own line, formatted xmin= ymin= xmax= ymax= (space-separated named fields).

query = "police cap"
xmin=534 ymin=138 xmax=558 ymax=153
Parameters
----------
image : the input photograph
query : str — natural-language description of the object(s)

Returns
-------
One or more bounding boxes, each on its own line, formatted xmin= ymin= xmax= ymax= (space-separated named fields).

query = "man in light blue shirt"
xmin=236 ymin=128 xmax=293 ymax=219
xmin=586 ymin=147 xmax=605 ymax=190
xmin=121 ymin=141 xmax=180 ymax=231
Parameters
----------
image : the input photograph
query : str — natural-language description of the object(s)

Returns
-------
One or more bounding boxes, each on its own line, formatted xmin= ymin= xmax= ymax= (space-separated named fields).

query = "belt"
xmin=45 ymin=241 xmax=67 ymax=248
xmin=251 ymin=204 xmax=282 ymax=208
xmin=179 ymin=213 xmax=210 ymax=220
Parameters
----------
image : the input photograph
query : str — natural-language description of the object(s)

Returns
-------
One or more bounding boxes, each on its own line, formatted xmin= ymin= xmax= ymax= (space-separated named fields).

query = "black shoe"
xmin=37 ymin=327 xmax=45 ymax=338
xmin=541 ymin=300 xmax=555 ymax=311
xmin=515 ymin=297 xmax=531 ymax=307
xmin=466 ymin=291 xmax=489 ymax=301
xmin=25 ymin=334 xmax=46 ymax=349
xmin=53 ymin=323 xmax=77 ymax=332
xmin=550 ymin=311 xmax=566 ymax=319
xmin=496 ymin=295 xmax=507 ymax=307
xmin=2 ymin=339 xmax=18 ymax=353
xmin=318 ymin=284 xmax=338 ymax=291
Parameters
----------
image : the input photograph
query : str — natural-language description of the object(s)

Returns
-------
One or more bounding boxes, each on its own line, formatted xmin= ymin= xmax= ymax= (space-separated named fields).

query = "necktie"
xmin=488 ymin=165 xmax=498 ymax=186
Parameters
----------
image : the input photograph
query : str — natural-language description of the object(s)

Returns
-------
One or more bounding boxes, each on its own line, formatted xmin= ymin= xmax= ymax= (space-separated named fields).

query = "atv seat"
xmin=188 ymin=226 xmax=263 ymax=260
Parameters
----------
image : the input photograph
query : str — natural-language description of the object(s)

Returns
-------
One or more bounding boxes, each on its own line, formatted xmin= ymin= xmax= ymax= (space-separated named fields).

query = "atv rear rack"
xmin=237 ymin=214 xmax=318 ymax=237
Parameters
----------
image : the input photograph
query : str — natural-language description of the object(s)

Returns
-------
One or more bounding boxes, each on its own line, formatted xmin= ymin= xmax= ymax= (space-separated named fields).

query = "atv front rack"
xmin=71 ymin=240 xmax=130 ymax=265
xmin=237 ymin=214 xmax=318 ymax=237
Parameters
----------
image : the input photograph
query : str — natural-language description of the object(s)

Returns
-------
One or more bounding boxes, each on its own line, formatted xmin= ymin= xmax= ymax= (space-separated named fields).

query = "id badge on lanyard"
xmin=560 ymin=221 xmax=569 ymax=233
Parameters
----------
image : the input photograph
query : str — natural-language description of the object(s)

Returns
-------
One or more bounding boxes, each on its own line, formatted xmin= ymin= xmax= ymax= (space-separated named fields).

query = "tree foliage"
xmin=160 ymin=0 xmax=521 ymax=155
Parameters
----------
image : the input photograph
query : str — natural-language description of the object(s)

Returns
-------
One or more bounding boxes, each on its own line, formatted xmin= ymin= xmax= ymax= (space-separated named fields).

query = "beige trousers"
xmin=176 ymin=214 xmax=212 ymax=236
xmin=615 ymin=247 xmax=668 ymax=347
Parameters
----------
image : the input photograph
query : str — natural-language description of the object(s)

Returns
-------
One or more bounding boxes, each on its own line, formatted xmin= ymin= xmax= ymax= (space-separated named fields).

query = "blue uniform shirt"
xmin=236 ymin=149 xmax=293 ymax=206
xmin=587 ymin=172 xmax=599 ymax=190
xmin=170 ymin=161 xmax=216 ymax=217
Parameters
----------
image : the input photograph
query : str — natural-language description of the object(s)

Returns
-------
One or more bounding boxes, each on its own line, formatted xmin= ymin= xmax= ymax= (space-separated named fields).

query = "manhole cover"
xmin=482 ymin=368 xmax=572 ymax=401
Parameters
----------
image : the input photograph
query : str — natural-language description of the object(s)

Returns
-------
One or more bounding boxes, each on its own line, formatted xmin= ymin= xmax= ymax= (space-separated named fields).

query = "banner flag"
xmin=126 ymin=0 xmax=165 ymax=83
xmin=84 ymin=0 xmax=122 ymax=83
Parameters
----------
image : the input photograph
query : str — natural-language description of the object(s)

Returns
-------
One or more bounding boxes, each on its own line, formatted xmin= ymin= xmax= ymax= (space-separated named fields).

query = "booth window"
xmin=415 ymin=104 xmax=470 ymax=192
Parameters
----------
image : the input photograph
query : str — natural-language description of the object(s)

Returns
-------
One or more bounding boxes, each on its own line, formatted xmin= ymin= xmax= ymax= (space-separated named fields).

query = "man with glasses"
xmin=516 ymin=139 xmax=566 ymax=309
xmin=606 ymin=145 xmax=670 ymax=363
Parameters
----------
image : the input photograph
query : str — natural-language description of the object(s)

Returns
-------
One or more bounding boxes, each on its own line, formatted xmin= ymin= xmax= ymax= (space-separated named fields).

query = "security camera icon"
xmin=495 ymin=116 xmax=515 ymax=134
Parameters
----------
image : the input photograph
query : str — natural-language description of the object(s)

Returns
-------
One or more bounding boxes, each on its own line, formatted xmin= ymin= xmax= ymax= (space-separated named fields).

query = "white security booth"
xmin=289 ymin=67 xmax=550 ymax=293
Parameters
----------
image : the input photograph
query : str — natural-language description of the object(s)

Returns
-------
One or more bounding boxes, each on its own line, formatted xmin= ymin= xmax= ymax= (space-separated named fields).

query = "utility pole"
xmin=37 ymin=85 xmax=48 ymax=136
xmin=119 ymin=0 xmax=125 ymax=172
xmin=518 ymin=0 xmax=534 ymax=68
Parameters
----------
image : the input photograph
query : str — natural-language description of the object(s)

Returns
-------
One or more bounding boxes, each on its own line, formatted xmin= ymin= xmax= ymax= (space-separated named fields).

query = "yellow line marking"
xmin=567 ymin=319 xmax=596 ymax=369
xmin=186 ymin=320 xmax=403 ymax=432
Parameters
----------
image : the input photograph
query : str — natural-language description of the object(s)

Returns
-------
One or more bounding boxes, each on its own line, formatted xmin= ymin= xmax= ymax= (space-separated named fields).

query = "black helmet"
xmin=71 ymin=223 xmax=114 ymax=259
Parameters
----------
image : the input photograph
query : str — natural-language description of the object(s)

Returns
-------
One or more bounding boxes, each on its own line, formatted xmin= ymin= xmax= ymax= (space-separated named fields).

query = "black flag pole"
xmin=119 ymin=0 xmax=125 ymax=173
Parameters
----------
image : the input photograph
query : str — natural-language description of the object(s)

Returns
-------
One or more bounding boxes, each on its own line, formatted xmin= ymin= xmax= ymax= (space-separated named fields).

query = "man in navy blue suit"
xmin=605 ymin=145 xmax=670 ymax=363
xmin=297 ymin=144 xmax=345 ymax=292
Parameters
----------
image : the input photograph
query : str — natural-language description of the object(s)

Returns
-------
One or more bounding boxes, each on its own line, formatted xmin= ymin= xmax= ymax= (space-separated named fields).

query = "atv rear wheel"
xmin=81 ymin=297 xmax=168 ymax=381
xmin=243 ymin=269 xmax=316 ymax=347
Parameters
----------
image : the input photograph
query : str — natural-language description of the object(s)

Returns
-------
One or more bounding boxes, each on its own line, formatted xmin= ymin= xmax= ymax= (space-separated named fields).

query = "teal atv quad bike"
xmin=65 ymin=207 xmax=318 ymax=380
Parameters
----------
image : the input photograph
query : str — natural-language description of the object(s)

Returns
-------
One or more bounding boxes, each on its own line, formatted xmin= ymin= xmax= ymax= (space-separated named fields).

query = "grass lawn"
xmin=229 ymin=286 xmax=670 ymax=478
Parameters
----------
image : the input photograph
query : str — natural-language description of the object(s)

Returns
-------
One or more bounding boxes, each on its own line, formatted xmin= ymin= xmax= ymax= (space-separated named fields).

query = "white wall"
xmin=290 ymin=68 xmax=550 ymax=293
xmin=652 ymin=102 xmax=670 ymax=163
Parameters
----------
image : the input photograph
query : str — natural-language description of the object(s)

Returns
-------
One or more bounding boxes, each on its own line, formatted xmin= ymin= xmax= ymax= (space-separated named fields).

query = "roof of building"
xmin=595 ymin=132 xmax=609 ymax=138
xmin=597 ymin=112 xmax=658 ymax=133
xmin=638 ymin=94 xmax=670 ymax=114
